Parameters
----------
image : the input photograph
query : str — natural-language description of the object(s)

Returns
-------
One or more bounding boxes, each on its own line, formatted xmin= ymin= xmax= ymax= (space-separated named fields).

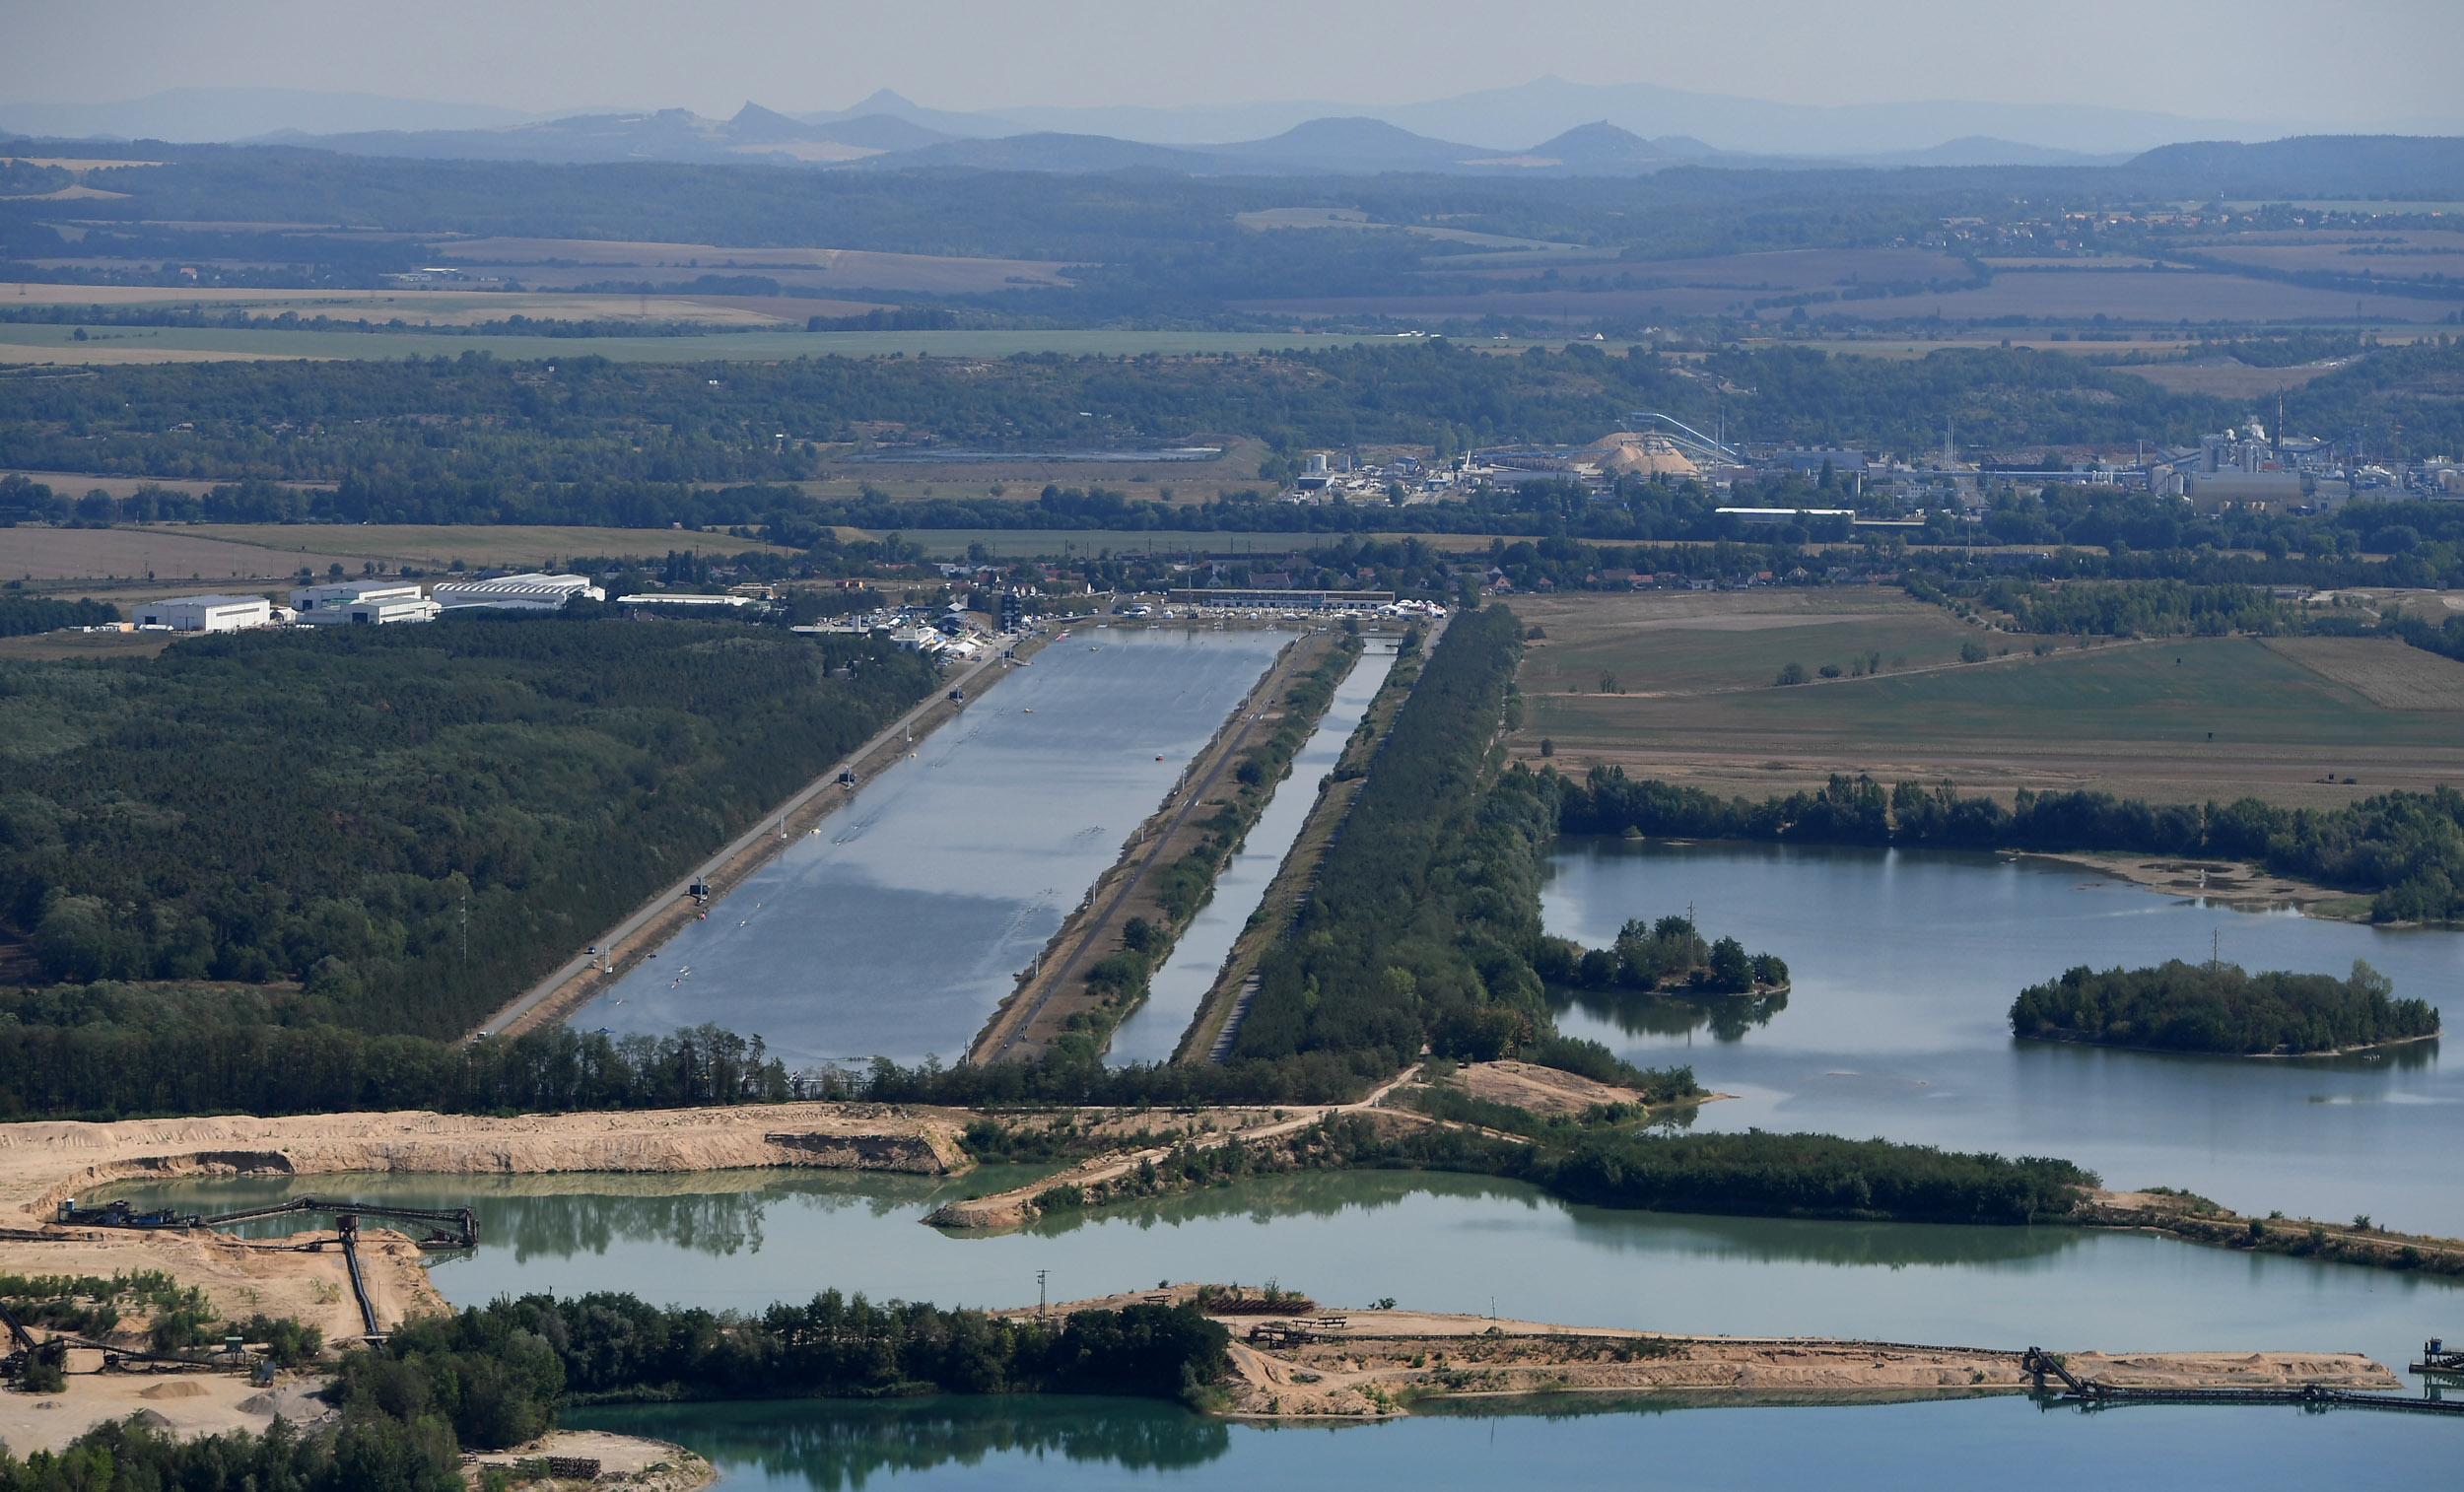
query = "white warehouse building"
xmin=289 ymin=580 xmax=440 ymax=626
xmin=136 ymin=594 xmax=273 ymax=633
xmin=430 ymin=573 xmax=603 ymax=612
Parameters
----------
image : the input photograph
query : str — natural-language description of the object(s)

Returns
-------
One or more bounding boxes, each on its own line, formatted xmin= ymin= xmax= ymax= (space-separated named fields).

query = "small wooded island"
xmin=1538 ymin=915 xmax=1788 ymax=995
xmin=2010 ymin=959 xmax=2441 ymax=1055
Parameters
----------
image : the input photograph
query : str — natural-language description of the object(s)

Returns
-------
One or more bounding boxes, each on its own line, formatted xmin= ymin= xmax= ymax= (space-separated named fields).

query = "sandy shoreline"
xmin=1009 ymin=1286 xmax=2402 ymax=1420
xmin=2021 ymin=849 xmax=2372 ymax=917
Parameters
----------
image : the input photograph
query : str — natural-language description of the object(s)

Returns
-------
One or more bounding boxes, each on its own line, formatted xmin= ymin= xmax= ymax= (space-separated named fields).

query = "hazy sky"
xmin=5 ymin=0 xmax=2459 ymax=125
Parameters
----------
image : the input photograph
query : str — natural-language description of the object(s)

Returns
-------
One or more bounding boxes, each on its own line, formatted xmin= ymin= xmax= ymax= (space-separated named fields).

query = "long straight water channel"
xmin=574 ymin=627 xmax=1288 ymax=1067
xmin=1107 ymin=641 xmax=1400 ymax=1064
xmin=1540 ymin=839 xmax=2464 ymax=1235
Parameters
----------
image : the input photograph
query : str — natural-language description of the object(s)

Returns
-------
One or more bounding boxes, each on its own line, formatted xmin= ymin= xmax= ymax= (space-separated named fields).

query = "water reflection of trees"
xmin=574 ymin=1395 xmax=1229 ymax=1487
xmin=1549 ymin=986 xmax=1789 ymax=1042
xmin=1025 ymin=1167 xmax=2088 ymax=1271
xmin=1020 ymin=1168 xmax=1546 ymax=1238
xmin=97 ymin=1169 xmax=1033 ymax=1260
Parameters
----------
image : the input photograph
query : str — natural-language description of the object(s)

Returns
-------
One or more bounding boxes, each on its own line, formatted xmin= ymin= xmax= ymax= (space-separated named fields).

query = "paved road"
xmin=472 ymin=639 xmax=1031 ymax=1039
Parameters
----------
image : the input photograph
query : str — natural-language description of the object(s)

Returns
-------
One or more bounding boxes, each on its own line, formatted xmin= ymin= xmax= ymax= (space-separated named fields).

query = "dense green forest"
xmin=1560 ymin=769 xmax=2464 ymax=923
xmin=0 ymin=614 xmax=937 ymax=1034
xmin=0 ymin=595 xmax=117 ymax=638
xmin=0 ymin=1292 xmax=1228 ymax=1492
xmin=2010 ymin=959 xmax=2441 ymax=1053
xmin=1226 ymin=605 xmax=1656 ymax=1078
xmin=0 ymin=342 xmax=2261 ymax=491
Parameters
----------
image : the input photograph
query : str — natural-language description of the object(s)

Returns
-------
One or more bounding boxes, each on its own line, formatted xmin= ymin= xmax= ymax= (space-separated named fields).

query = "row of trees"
xmin=0 ymin=1294 xmax=1229 ymax=1492
xmin=1069 ymin=639 xmax=1366 ymax=1059
xmin=0 ymin=1020 xmax=810 ymax=1120
xmin=1302 ymin=1114 xmax=2096 ymax=1226
xmin=2010 ymin=959 xmax=2441 ymax=1053
xmin=1559 ymin=768 xmax=2464 ymax=924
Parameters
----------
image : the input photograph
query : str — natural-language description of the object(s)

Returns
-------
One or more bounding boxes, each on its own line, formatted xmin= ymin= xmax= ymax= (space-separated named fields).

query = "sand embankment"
xmin=1008 ymin=1285 xmax=2398 ymax=1419
xmin=2 ymin=1102 xmax=968 ymax=1227
xmin=0 ymin=1103 xmax=968 ymax=1344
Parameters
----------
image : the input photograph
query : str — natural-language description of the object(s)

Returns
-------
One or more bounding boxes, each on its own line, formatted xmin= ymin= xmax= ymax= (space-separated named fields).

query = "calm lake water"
xmin=1108 ymin=644 xmax=1400 ymax=1065
xmin=574 ymin=628 xmax=1289 ymax=1067
xmin=101 ymin=1166 xmax=2463 ymax=1384
xmin=1541 ymin=839 xmax=2464 ymax=1235
xmin=570 ymin=1393 xmax=2460 ymax=1490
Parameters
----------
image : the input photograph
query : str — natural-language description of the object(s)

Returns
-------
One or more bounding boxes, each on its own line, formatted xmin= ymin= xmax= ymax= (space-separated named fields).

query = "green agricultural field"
xmin=1672 ymin=638 xmax=2456 ymax=754
xmin=1510 ymin=591 xmax=2464 ymax=810
xmin=1517 ymin=589 xmax=1979 ymax=700
xmin=187 ymin=523 xmax=801 ymax=570
xmin=0 ymin=322 xmax=1391 ymax=367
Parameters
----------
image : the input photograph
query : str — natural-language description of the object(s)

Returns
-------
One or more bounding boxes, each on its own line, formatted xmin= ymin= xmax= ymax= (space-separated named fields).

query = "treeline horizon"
xmin=10 ymin=340 xmax=2457 ymax=497
xmin=1560 ymin=767 xmax=2464 ymax=924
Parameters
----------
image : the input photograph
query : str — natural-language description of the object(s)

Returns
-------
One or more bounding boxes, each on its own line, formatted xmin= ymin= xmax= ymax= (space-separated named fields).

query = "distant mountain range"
xmin=3 ymin=82 xmax=2457 ymax=186
xmin=7 ymin=77 xmax=2456 ymax=164
xmin=8 ymin=100 xmax=2125 ymax=177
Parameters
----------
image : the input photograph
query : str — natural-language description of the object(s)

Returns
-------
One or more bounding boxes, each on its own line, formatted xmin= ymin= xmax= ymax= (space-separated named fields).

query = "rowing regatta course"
xmin=574 ymin=627 xmax=1287 ymax=1067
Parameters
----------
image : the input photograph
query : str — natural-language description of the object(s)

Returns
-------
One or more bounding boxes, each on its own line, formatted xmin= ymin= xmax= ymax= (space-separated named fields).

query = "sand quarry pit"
xmin=0 ymin=1104 xmax=969 ymax=1337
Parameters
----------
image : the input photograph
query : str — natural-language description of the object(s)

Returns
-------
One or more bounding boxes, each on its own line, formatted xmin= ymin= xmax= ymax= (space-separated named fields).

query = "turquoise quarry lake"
xmin=1541 ymin=839 xmax=2463 ymax=1234
xmin=570 ymin=1392 xmax=2460 ymax=1490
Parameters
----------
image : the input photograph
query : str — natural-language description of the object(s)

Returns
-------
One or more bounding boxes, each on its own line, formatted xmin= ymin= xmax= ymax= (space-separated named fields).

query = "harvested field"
xmin=2194 ymin=230 xmax=2464 ymax=283
xmin=0 ymin=524 xmax=362 ymax=582
xmin=187 ymin=522 xmax=800 ymax=570
xmin=0 ymin=282 xmax=878 ymax=326
xmin=0 ymin=629 xmax=173 ymax=660
xmin=1516 ymin=589 xmax=1979 ymax=699
xmin=2265 ymin=635 xmax=2464 ymax=711
xmin=2122 ymin=360 xmax=2352 ymax=397
xmin=0 ymin=324 xmax=1388 ymax=366
xmin=1509 ymin=593 xmax=2464 ymax=808
xmin=430 ymin=237 xmax=1081 ymax=294
xmin=1244 ymin=268 xmax=2457 ymax=325
xmin=1440 ymin=245 xmax=1971 ymax=287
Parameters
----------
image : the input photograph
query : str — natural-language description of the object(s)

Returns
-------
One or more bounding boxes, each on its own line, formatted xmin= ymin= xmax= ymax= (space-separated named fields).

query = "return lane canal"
xmin=1540 ymin=839 xmax=2464 ymax=1234
xmin=573 ymin=627 xmax=1289 ymax=1067
xmin=1107 ymin=642 xmax=1400 ymax=1065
